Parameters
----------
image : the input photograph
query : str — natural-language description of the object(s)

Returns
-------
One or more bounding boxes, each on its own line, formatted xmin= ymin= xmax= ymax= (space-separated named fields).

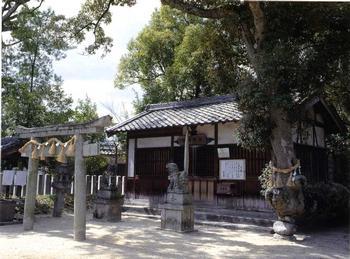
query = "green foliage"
xmin=116 ymin=6 xmax=246 ymax=111
xmin=64 ymin=194 xmax=95 ymax=211
xmin=72 ymin=96 xmax=98 ymax=123
xmin=34 ymin=195 xmax=55 ymax=214
xmin=85 ymin=156 xmax=109 ymax=175
xmin=67 ymin=0 xmax=136 ymax=55
xmin=236 ymin=3 xmax=350 ymax=149
xmin=258 ymin=163 xmax=273 ymax=196
xmin=302 ymin=183 xmax=350 ymax=225
xmin=326 ymin=132 xmax=350 ymax=155
xmin=2 ymin=8 xmax=73 ymax=135
xmin=70 ymin=96 xmax=108 ymax=175
xmin=15 ymin=195 xmax=55 ymax=215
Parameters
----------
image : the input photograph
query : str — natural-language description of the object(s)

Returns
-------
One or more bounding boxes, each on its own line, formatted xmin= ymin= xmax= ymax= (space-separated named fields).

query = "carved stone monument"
xmin=160 ymin=163 xmax=194 ymax=232
xmin=93 ymin=171 xmax=123 ymax=222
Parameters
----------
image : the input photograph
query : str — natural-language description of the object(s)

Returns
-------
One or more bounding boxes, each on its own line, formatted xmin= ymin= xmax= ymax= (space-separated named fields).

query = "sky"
xmin=44 ymin=0 xmax=161 ymax=121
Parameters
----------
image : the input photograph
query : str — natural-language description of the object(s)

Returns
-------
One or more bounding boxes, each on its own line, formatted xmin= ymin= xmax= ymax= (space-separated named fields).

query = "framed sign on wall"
xmin=219 ymin=159 xmax=246 ymax=180
xmin=217 ymin=147 xmax=230 ymax=158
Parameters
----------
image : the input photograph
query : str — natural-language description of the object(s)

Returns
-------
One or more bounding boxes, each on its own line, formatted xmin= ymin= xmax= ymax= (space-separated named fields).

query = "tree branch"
xmin=240 ymin=22 xmax=256 ymax=61
xmin=2 ymin=39 xmax=21 ymax=47
xmin=93 ymin=0 xmax=113 ymax=34
xmin=161 ymin=0 xmax=239 ymax=19
xmin=2 ymin=0 xmax=29 ymax=24
xmin=248 ymin=2 xmax=265 ymax=49
xmin=73 ymin=0 xmax=113 ymax=37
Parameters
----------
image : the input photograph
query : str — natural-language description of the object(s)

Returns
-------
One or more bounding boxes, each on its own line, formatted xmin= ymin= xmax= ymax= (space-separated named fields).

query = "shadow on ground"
xmin=0 ymin=213 xmax=349 ymax=258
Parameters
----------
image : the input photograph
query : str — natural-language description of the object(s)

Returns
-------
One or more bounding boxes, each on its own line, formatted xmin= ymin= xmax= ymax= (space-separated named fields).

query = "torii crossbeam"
xmin=16 ymin=115 xmax=113 ymax=241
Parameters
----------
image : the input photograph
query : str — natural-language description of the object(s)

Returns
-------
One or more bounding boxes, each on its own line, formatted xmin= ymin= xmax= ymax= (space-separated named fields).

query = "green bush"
xmin=258 ymin=163 xmax=273 ymax=196
xmin=35 ymin=195 xmax=55 ymax=214
xmin=14 ymin=195 xmax=55 ymax=215
xmin=301 ymin=182 xmax=350 ymax=225
xmin=64 ymin=194 xmax=95 ymax=211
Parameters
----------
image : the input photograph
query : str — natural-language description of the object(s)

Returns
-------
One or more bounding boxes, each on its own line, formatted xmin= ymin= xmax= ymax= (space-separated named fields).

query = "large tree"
xmin=1 ymin=8 xmax=74 ymax=135
xmin=116 ymin=6 xmax=248 ymax=111
xmin=157 ymin=1 xmax=350 ymax=169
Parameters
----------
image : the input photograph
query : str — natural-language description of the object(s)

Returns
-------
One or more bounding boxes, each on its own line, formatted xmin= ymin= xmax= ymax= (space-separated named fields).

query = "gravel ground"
xmin=0 ymin=213 xmax=349 ymax=259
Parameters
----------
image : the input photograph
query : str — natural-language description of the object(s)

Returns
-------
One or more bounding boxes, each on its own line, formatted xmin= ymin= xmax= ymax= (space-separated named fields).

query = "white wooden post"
xmin=21 ymin=186 xmax=25 ymax=197
xmin=36 ymin=174 xmax=40 ymax=195
xmin=98 ymin=175 xmax=102 ymax=190
xmin=23 ymin=138 xmax=39 ymax=231
xmin=90 ymin=175 xmax=94 ymax=195
xmin=43 ymin=174 xmax=48 ymax=195
xmin=74 ymin=134 xmax=86 ymax=241
xmin=122 ymin=176 xmax=125 ymax=195
xmin=50 ymin=176 xmax=54 ymax=195
xmin=71 ymin=181 xmax=74 ymax=194
xmin=12 ymin=186 xmax=17 ymax=198
xmin=108 ymin=176 xmax=112 ymax=186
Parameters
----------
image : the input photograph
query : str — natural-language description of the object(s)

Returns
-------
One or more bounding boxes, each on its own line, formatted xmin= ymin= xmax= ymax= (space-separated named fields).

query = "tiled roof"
xmin=106 ymin=95 xmax=242 ymax=134
xmin=1 ymin=137 xmax=24 ymax=158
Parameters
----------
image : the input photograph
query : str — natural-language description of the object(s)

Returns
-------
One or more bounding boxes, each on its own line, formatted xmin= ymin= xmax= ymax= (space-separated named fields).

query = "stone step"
xmin=123 ymin=212 xmax=271 ymax=233
xmin=122 ymin=204 xmax=275 ymax=228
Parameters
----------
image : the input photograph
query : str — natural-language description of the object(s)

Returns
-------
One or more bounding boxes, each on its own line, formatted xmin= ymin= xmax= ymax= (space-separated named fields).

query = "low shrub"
xmin=301 ymin=182 xmax=350 ymax=225
xmin=64 ymin=194 xmax=95 ymax=211
xmin=14 ymin=195 xmax=55 ymax=215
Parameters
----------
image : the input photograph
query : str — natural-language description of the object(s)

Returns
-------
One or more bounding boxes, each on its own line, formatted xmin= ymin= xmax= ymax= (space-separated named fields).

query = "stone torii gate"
xmin=16 ymin=115 xmax=112 ymax=241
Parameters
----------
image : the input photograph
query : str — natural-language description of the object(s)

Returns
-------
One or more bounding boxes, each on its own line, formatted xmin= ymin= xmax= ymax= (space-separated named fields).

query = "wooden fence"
xmin=0 ymin=171 xmax=126 ymax=198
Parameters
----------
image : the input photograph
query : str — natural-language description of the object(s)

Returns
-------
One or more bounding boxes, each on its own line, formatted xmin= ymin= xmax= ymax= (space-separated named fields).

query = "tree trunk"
xmin=30 ymin=43 xmax=39 ymax=92
xmin=270 ymin=108 xmax=295 ymax=169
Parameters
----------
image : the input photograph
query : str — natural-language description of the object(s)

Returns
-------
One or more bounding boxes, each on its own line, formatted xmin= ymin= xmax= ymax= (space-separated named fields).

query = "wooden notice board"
xmin=219 ymin=159 xmax=246 ymax=180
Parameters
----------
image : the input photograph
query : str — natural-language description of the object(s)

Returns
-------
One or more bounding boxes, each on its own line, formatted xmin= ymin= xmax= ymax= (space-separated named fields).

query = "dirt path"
xmin=0 ymin=213 xmax=348 ymax=259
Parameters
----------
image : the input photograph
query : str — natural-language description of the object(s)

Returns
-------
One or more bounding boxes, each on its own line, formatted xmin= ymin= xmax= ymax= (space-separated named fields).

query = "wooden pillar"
xmin=23 ymin=137 xmax=39 ymax=231
xmin=184 ymin=129 xmax=189 ymax=173
xmin=170 ymin=135 xmax=174 ymax=162
xmin=74 ymin=134 xmax=86 ymax=241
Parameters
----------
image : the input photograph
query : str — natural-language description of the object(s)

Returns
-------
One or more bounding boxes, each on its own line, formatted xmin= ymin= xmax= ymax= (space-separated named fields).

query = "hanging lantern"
xmin=56 ymin=144 xmax=67 ymax=164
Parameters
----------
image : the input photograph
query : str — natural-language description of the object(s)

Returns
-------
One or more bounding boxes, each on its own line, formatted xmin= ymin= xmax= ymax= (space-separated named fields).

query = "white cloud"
xmin=62 ymin=79 xmax=143 ymax=119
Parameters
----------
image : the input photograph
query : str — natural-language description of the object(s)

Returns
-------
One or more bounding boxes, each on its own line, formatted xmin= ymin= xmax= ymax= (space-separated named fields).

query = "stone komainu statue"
xmin=166 ymin=163 xmax=188 ymax=193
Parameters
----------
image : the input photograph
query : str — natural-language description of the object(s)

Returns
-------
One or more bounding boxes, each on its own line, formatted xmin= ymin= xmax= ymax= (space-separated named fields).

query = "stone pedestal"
xmin=93 ymin=186 xmax=123 ymax=222
xmin=273 ymin=220 xmax=297 ymax=236
xmin=52 ymin=189 xmax=65 ymax=217
xmin=159 ymin=192 xmax=194 ymax=233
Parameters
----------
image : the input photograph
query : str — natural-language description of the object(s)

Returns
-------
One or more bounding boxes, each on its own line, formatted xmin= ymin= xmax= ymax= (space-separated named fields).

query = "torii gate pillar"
xmin=23 ymin=137 xmax=39 ymax=231
xmin=73 ymin=134 xmax=86 ymax=241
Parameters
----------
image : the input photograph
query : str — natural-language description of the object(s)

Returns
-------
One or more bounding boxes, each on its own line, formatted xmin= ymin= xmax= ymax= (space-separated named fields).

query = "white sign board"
xmin=219 ymin=159 xmax=246 ymax=180
xmin=14 ymin=170 xmax=27 ymax=186
xmin=217 ymin=148 xmax=230 ymax=158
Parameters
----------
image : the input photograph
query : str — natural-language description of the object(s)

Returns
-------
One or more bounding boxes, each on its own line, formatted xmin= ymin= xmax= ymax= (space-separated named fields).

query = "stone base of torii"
xmin=16 ymin=116 xmax=113 ymax=241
